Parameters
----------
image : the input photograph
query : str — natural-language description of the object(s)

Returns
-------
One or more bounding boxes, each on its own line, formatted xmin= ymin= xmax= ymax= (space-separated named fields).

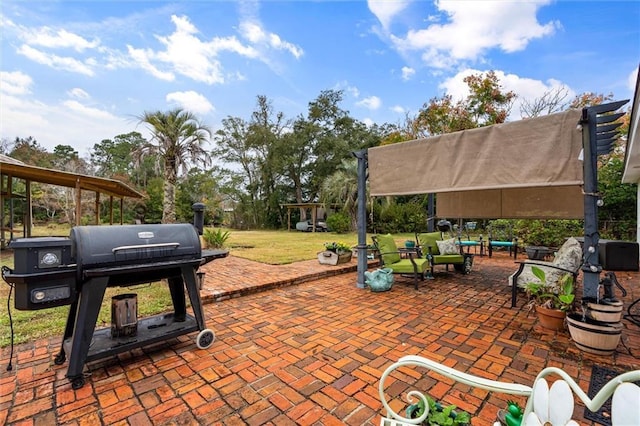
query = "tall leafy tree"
xmin=51 ymin=144 xmax=91 ymax=223
xmin=91 ymin=132 xmax=157 ymax=186
xmin=415 ymin=70 xmax=515 ymax=137
xmin=8 ymin=137 xmax=53 ymax=167
xmin=176 ymin=167 xmax=224 ymax=224
xmin=213 ymin=96 xmax=287 ymax=228
xmin=136 ymin=109 xmax=211 ymax=223
xmin=247 ymin=95 xmax=289 ymax=227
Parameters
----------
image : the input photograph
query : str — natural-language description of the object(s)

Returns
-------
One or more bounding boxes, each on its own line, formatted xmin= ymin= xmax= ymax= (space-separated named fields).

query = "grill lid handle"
xmin=112 ymin=242 xmax=180 ymax=253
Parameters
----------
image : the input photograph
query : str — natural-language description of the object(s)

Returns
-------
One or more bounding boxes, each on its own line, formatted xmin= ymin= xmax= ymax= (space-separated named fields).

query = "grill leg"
xmin=66 ymin=277 xmax=109 ymax=385
xmin=183 ymin=266 xmax=206 ymax=330
xmin=54 ymin=297 xmax=80 ymax=365
xmin=168 ymin=276 xmax=187 ymax=322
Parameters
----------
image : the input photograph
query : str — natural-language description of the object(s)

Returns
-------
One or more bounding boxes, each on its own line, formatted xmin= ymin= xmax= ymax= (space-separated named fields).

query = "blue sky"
xmin=1 ymin=0 xmax=639 ymax=156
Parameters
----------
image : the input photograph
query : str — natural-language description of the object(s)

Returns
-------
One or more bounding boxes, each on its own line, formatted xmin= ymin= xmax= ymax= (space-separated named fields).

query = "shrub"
xmin=513 ymin=219 xmax=583 ymax=247
xmin=373 ymin=201 xmax=427 ymax=234
xmin=326 ymin=212 xmax=351 ymax=233
xmin=202 ymin=228 xmax=230 ymax=249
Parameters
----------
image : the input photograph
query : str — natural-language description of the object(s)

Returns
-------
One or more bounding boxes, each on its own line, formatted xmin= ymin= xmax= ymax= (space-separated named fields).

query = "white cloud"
xmin=362 ymin=117 xmax=375 ymax=127
xmin=333 ymin=81 xmax=360 ymax=98
xmin=68 ymin=88 xmax=90 ymax=100
xmin=390 ymin=105 xmax=405 ymax=114
xmin=17 ymin=44 xmax=96 ymax=76
xmin=389 ymin=0 xmax=558 ymax=69
xmin=62 ymin=100 xmax=119 ymax=121
xmin=628 ymin=67 xmax=638 ymax=92
xmin=368 ymin=0 xmax=411 ymax=30
xmin=125 ymin=15 xmax=265 ymax=85
xmin=0 ymin=71 xmax=33 ymax=95
xmin=22 ymin=27 xmax=100 ymax=52
xmin=356 ymin=95 xmax=382 ymax=110
xmin=126 ymin=45 xmax=176 ymax=81
xmin=239 ymin=21 xmax=303 ymax=59
xmin=125 ymin=14 xmax=302 ymax=84
xmin=401 ymin=66 xmax=415 ymax=81
xmin=0 ymin=92 xmax=134 ymax=155
xmin=166 ymin=91 xmax=214 ymax=115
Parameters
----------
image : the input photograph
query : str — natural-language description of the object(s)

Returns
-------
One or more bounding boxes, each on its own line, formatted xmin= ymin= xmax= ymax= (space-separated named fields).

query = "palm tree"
xmin=137 ymin=108 xmax=211 ymax=223
xmin=320 ymin=158 xmax=360 ymax=230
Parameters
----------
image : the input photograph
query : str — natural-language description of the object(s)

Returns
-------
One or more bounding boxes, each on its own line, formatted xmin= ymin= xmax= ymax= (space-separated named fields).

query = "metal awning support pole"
xmin=581 ymin=108 xmax=601 ymax=299
xmin=580 ymin=100 xmax=629 ymax=299
xmin=427 ymin=193 xmax=435 ymax=232
xmin=354 ymin=149 xmax=368 ymax=289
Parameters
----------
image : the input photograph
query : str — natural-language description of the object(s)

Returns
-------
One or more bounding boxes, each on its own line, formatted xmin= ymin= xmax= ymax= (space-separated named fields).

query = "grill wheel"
xmin=196 ymin=329 xmax=215 ymax=349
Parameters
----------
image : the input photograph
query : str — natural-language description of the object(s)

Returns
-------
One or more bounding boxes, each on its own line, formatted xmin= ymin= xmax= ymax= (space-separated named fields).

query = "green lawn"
xmin=0 ymin=225 xmax=415 ymax=346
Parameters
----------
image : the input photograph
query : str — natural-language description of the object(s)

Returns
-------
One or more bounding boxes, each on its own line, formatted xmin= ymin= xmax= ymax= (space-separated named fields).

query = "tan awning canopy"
xmin=368 ymin=109 xmax=584 ymax=219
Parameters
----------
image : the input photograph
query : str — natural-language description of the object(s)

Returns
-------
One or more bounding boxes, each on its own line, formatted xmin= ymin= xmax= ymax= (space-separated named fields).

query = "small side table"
xmin=525 ymin=246 xmax=555 ymax=261
xmin=398 ymin=247 xmax=420 ymax=259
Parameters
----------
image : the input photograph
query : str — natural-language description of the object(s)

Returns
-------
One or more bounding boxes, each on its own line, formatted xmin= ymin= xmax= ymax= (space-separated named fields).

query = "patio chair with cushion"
xmin=457 ymin=221 xmax=485 ymax=256
xmin=416 ymin=231 xmax=473 ymax=277
xmin=372 ymin=234 xmax=429 ymax=290
xmin=378 ymin=355 xmax=640 ymax=426
xmin=508 ymin=237 xmax=583 ymax=307
xmin=488 ymin=222 xmax=518 ymax=258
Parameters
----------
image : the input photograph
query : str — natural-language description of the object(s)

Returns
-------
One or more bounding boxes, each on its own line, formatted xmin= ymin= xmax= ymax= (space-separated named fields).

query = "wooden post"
xmin=109 ymin=195 xmax=114 ymax=224
xmin=25 ymin=180 xmax=31 ymax=237
xmin=75 ymin=179 xmax=82 ymax=226
xmin=95 ymin=192 xmax=100 ymax=224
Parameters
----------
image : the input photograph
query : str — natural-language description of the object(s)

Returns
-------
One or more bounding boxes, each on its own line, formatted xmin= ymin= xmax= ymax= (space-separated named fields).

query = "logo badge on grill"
xmin=138 ymin=232 xmax=155 ymax=239
xmin=41 ymin=252 xmax=59 ymax=265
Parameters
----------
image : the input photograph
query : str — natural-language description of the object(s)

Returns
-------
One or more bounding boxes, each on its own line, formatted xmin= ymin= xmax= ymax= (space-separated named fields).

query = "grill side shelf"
xmin=201 ymin=249 xmax=229 ymax=266
xmin=1 ymin=267 xmax=76 ymax=284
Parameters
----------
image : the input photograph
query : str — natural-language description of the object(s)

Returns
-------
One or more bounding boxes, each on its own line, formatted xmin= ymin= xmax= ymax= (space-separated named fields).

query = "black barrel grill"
xmin=2 ymin=223 xmax=227 ymax=389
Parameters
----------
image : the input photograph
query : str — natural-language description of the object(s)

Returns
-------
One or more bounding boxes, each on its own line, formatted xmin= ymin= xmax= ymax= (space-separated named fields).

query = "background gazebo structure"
xmin=1 ymin=155 xmax=143 ymax=247
xmin=281 ymin=203 xmax=325 ymax=232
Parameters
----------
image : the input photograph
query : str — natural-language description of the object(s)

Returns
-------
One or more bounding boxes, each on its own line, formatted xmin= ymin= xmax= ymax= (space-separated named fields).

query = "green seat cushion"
xmin=432 ymin=254 xmax=464 ymax=264
xmin=417 ymin=232 xmax=442 ymax=256
xmin=376 ymin=234 xmax=401 ymax=264
xmin=386 ymin=258 xmax=429 ymax=274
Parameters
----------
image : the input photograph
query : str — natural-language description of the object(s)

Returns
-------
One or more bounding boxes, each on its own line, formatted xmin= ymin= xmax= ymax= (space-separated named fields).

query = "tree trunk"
xmin=162 ymin=162 xmax=177 ymax=224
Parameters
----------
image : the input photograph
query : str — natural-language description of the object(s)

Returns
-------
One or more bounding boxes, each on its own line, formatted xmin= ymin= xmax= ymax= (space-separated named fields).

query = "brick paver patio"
xmin=1 ymin=252 xmax=639 ymax=425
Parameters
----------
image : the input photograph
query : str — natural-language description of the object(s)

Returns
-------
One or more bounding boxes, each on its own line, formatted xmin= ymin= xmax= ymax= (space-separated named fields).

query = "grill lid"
xmin=71 ymin=224 xmax=201 ymax=270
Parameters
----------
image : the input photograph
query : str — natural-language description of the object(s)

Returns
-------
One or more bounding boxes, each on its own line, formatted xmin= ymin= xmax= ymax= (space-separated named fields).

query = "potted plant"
xmin=318 ymin=241 xmax=353 ymax=265
xmin=406 ymin=395 xmax=471 ymax=425
xmin=525 ymin=266 xmax=575 ymax=331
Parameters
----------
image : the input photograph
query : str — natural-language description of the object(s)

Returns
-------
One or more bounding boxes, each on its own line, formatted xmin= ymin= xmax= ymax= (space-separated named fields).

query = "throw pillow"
xmin=376 ymin=234 xmax=401 ymax=265
xmin=436 ymin=238 xmax=459 ymax=255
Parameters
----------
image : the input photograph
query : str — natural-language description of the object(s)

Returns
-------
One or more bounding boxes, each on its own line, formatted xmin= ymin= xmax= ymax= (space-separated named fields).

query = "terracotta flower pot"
xmin=535 ymin=305 xmax=566 ymax=331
